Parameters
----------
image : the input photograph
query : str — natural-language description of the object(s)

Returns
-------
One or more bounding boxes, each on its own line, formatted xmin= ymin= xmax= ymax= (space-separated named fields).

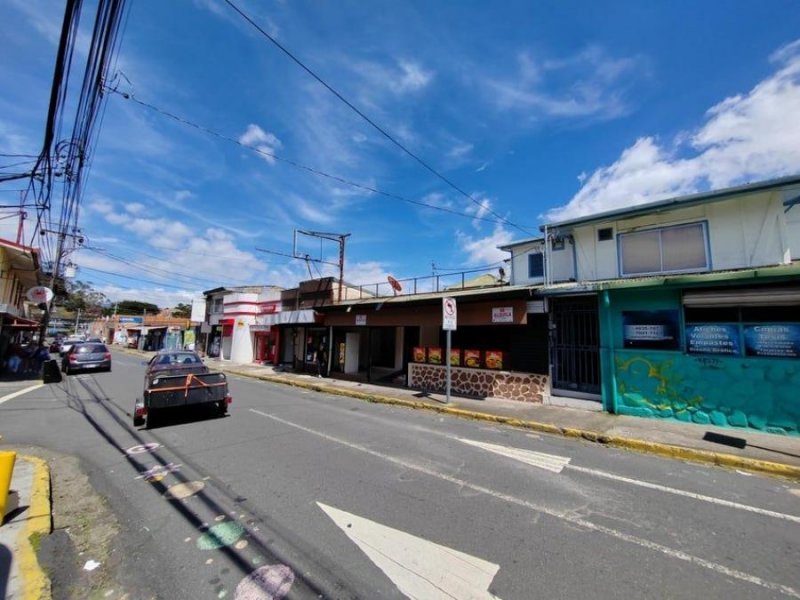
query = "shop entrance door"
xmin=550 ymin=295 xmax=601 ymax=399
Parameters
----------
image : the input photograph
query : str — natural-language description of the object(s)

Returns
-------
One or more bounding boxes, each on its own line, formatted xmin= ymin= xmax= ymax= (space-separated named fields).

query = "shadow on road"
xmin=53 ymin=373 xmax=352 ymax=599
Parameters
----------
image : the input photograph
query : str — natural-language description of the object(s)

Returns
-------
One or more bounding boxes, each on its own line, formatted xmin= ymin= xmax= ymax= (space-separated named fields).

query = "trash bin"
xmin=42 ymin=359 xmax=62 ymax=384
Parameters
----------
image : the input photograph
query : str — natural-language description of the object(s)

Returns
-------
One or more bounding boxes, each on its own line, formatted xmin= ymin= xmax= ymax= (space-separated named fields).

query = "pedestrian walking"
xmin=317 ymin=344 xmax=327 ymax=378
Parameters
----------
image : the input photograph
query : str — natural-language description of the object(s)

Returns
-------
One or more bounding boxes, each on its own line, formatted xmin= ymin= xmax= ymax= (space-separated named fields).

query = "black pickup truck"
xmin=134 ymin=351 xmax=231 ymax=428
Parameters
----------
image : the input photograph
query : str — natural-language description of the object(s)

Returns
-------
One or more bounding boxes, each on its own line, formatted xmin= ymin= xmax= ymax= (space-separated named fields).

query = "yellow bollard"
xmin=0 ymin=450 xmax=17 ymax=524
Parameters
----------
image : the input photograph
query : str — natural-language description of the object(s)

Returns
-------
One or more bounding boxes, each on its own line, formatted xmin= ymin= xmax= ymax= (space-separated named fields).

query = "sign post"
xmin=442 ymin=297 xmax=457 ymax=404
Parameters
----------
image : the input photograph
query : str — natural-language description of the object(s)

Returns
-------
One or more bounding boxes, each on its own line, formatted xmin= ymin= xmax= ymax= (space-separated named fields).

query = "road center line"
xmin=567 ymin=464 xmax=800 ymax=524
xmin=0 ymin=383 xmax=45 ymax=406
xmin=249 ymin=408 xmax=800 ymax=598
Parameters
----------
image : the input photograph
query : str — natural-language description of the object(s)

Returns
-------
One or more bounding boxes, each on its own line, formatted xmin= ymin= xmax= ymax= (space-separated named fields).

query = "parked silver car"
xmin=61 ymin=343 xmax=112 ymax=374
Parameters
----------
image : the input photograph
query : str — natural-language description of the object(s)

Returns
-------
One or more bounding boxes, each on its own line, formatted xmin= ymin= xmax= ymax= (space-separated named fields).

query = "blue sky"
xmin=2 ymin=0 xmax=800 ymax=307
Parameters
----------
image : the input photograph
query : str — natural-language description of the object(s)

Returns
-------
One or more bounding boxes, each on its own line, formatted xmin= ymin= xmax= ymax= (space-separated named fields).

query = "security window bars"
xmin=619 ymin=222 xmax=708 ymax=276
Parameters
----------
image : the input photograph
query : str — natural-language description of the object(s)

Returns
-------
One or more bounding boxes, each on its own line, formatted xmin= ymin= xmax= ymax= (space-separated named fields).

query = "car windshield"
xmin=77 ymin=344 xmax=107 ymax=353
xmin=155 ymin=353 xmax=200 ymax=365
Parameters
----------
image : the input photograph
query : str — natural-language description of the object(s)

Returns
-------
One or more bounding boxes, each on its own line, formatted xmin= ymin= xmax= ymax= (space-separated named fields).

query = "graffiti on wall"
xmin=614 ymin=352 xmax=800 ymax=436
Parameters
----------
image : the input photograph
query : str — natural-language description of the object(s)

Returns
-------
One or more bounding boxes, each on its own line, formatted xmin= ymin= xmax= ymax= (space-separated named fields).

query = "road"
xmin=1 ymin=349 xmax=799 ymax=600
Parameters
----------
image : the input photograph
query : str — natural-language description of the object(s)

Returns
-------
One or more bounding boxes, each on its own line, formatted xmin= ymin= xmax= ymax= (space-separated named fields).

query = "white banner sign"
xmin=492 ymin=306 xmax=514 ymax=323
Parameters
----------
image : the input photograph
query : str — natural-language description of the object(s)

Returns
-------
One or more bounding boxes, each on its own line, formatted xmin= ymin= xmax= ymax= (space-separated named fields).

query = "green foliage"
xmin=171 ymin=303 xmax=191 ymax=318
xmin=115 ymin=300 xmax=159 ymax=315
xmin=60 ymin=280 xmax=108 ymax=317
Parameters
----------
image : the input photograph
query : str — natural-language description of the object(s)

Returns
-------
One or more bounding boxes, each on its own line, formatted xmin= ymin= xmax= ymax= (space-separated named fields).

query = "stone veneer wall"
xmin=408 ymin=363 xmax=547 ymax=403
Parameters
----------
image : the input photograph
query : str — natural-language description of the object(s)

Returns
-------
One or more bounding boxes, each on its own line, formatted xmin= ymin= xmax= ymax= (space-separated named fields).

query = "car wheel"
xmin=217 ymin=401 xmax=228 ymax=418
xmin=133 ymin=414 xmax=145 ymax=427
xmin=145 ymin=408 xmax=157 ymax=429
xmin=64 ymin=365 xmax=71 ymax=375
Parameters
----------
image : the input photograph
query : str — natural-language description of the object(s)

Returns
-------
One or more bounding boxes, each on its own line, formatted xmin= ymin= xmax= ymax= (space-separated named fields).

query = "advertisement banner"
xmin=686 ymin=324 xmax=741 ymax=356
xmin=464 ymin=349 xmax=481 ymax=368
xmin=449 ymin=349 xmax=461 ymax=366
xmin=412 ymin=347 xmax=427 ymax=363
xmin=744 ymin=324 xmax=800 ymax=358
xmin=427 ymin=347 xmax=442 ymax=364
xmin=622 ymin=310 xmax=680 ymax=350
xmin=485 ymin=350 xmax=504 ymax=370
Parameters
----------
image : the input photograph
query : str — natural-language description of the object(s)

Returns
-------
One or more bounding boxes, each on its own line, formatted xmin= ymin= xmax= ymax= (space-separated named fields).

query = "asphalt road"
xmin=1 ymin=350 xmax=799 ymax=600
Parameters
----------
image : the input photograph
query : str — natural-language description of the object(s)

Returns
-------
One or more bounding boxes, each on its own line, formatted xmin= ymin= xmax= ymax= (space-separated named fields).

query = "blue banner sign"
xmin=686 ymin=324 xmax=741 ymax=356
xmin=744 ymin=324 xmax=800 ymax=358
xmin=119 ymin=316 xmax=144 ymax=324
xmin=622 ymin=310 xmax=680 ymax=350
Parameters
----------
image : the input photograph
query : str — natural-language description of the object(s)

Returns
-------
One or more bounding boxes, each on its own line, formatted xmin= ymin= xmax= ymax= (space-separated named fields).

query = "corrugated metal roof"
xmin=542 ymin=174 xmax=800 ymax=230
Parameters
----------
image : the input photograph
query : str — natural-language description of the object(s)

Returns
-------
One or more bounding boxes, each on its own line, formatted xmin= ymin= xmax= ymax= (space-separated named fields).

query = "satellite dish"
xmin=26 ymin=286 xmax=54 ymax=304
xmin=387 ymin=275 xmax=402 ymax=295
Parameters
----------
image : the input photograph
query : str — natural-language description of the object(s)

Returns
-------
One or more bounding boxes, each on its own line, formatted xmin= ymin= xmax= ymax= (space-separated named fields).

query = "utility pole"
xmin=74 ymin=307 xmax=81 ymax=335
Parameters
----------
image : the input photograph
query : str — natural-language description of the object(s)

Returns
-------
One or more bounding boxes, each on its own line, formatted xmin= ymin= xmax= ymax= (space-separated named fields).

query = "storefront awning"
xmin=6 ymin=316 xmax=41 ymax=329
xmin=261 ymin=310 xmax=319 ymax=325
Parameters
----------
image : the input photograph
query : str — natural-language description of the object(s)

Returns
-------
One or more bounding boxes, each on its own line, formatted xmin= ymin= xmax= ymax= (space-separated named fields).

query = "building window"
xmin=619 ymin=222 xmax=708 ymax=276
xmin=212 ymin=298 xmax=223 ymax=313
xmin=598 ymin=227 xmax=614 ymax=241
xmin=528 ymin=253 xmax=544 ymax=278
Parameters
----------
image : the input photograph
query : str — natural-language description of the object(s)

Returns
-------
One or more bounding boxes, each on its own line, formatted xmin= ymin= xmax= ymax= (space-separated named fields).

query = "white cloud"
xmin=393 ymin=60 xmax=434 ymax=93
xmin=125 ymin=202 xmax=146 ymax=214
xmin=456 ymin=225 xmax=515 ymax=266
xmin=174 ymin=190 xmax=194 ymax=202
xmin=447 ymin=143 xmax=473 ymax=159
xmin=482 ymin=46 xmax=640 ymax=120
xmin=94 ymin=283 xmax=198 ymax=309
xmin=294 ymin=196 xmax=334 ymax=225
xmin=465 ymin=194 xmax=495 ymax=229
xmin=238 ymin=124 xmax=282 ymax=165
xmin=87 ymin=198 xmax=114 ymax=214
xmin=546 ymin=39 xmax=800 ymax=222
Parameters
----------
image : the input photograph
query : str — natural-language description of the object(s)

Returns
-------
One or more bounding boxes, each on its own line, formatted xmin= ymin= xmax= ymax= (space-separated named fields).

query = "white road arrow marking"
xmin=459 ymin=438 xmax=800 ymax=523
xmin=459 ymin=438 xmax=571 ymax=473
xmin=318 ymin=502 xmax=502 ymax=600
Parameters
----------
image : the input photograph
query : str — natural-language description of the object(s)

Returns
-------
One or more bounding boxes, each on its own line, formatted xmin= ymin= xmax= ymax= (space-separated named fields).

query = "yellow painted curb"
xmin=18 ymin=455 xmax=52 ymax=600
xmin=222 ymin=368 xmax=800 ymax=481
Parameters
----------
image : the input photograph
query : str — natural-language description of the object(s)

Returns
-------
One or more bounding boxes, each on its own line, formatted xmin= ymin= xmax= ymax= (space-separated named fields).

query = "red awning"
xmin=219 ymin=319 xmax=235 ymax=326
xmin=8 ymin=316 xmax=41 ymax=328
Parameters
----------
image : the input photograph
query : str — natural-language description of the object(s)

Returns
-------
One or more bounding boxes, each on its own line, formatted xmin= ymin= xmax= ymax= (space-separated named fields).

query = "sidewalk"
xmin=124 ymin=348 xmax=800 ymax=479
xmin=0 ymin=454 xmax=51 ymax=600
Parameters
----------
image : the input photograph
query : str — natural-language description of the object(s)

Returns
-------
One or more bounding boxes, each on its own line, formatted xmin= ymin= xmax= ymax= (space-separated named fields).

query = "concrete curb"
xmin=116 ymin=349 xmax=800 ymax=480
xmin=18 ymin=455 xmax=52 ymax=600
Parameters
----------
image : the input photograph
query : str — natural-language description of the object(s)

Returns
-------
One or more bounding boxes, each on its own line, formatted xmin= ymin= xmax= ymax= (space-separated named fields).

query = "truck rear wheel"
xmin=145 ymin=408 xmax=157 ymax=429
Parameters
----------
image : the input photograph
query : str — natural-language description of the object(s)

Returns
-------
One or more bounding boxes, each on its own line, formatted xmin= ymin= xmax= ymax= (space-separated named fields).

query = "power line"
xmin=222 ymin=0 xmax=534 ymax=237
xmin=106 ymin=88 xmax=516 ymax=227
xmin=79 ymin=265 xmax=201 ymax=290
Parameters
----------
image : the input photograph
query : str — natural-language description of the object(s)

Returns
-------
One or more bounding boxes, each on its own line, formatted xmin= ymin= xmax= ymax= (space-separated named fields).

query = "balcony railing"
xmin=350 ymin=268 xmax=506 ymax=301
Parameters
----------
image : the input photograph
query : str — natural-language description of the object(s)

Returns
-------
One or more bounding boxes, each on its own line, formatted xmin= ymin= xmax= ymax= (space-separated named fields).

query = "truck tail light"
xmin=104 ymin=352 xmax=112 ymax=361
xmin=135 ymin=406 xmax=147 ymax=417
xmin=224 ymin=394 xmax=233 ymax=405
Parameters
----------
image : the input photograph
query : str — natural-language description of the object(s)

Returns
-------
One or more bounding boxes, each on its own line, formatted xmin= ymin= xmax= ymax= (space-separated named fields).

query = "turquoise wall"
xmin=601 ymin=288 xmax=800 ymax=436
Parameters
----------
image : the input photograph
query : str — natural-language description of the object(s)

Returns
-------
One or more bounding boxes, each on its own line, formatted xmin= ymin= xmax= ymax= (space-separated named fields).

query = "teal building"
xmin=503 ymin=175 xmax=800 ymax=436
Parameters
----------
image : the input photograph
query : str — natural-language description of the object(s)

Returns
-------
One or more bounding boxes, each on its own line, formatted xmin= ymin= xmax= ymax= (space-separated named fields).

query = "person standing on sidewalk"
xmin=317 ymin=344 xmax=328 ymax=378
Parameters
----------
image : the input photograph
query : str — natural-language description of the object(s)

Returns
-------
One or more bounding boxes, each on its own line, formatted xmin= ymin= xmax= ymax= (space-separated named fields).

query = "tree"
xmin=172 ymin=303 xmax=191 ymax=318
xmin=115 ymin=300 xmax=159 ymax=315
xmin=61 ymin=280 xmax=108 ymax=317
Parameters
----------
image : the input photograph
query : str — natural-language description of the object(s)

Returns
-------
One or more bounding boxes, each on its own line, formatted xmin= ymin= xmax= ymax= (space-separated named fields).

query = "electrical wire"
xmin=106 ymin=88 xmax=518 ymax=227
xmin=222 ymin=0 xmax=535 ymax=237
